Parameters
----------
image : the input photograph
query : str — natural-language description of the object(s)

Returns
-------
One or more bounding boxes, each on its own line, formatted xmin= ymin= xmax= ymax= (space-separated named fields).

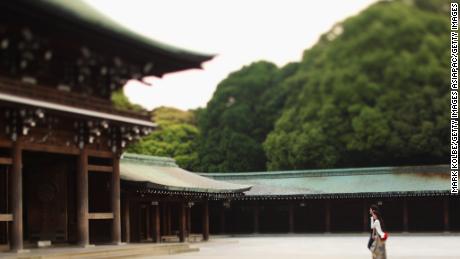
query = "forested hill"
xmin=195 ymin=61 xmax=299 ymax=172
xmin=196 ymin=0 xmax=450 ymax=172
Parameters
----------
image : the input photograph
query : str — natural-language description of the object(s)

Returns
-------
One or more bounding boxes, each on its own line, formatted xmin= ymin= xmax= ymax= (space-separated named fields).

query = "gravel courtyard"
xmin=148 ymin=234 xmax=460 ymax=259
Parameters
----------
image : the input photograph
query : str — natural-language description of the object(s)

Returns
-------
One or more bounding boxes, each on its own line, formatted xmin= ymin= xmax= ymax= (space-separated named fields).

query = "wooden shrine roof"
xmin=2 ymin=0 xmax=214 ymax=74
xmin=200 ymin=164 xmax=451 ymax=199
xmin=120 ymin=153 xmax=252 ymax=194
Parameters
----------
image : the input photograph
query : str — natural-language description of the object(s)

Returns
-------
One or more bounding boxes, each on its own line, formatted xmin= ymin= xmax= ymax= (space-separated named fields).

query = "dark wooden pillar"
xmin=202 ymin=200 xmax=209 ymax=241
xmin=153 ymin=204 xmax=160 ymax=243
xmin=167 ymin=205 xmax=172 ymax=235
xmin=123 ymin=199 xmax=130 ymax=243
xmin=145 ymin=205 xmax=151 ymax=241
xmin=363 ymin=200 xmax=368 ymax=232
xmin=253 ymin=204 xmax=259 ymax=234
xmin=162 ymin=203 xmax=169 ymax=238
xmin=9 ymin=139 xmax=23 ymax=252
xmin=325 ymin=200 xmax=331 ymax=233
xmin=235 ymin=207 xmax=240 ymax=233
xmin=77 ymin=148 xmax=89 ymax=247
xmin=443 ymin=198 xmax=450 ymax=232
xmin=112 ymin=154 xmax=121 ymax=244
xmin=186 ymin=206 xmax=191 ymax=235
xmin=220 ymin=206 xmax=226 ymax=234
xmin=137 ymin=203 xmax=142 ymax=241
xmin=288 ymin=203 xmax=295 ymax=233
xmin=403 ymin=198 xmax=409 ymax=232
xmin=179 ymin=203 xmax=186 ymax=242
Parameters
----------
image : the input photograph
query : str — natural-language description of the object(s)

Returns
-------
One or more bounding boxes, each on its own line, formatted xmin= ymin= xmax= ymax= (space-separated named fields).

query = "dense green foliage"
xmin=111 ymin=90 xmax=201 ymax=170
xmin=197 ymin=0 xmax=449 ymax=171
xmin=264 ymin=0 xmax=450 ymax=169
xmin=111 ymin=89 xmax=145 ymax=112
xmin=196 ymin=61 xmax=299 ymax=172
xmin=127 ymin=107 xmax=200 ymax=170
xmin=114 ymin=0 xmax=449 ymax=172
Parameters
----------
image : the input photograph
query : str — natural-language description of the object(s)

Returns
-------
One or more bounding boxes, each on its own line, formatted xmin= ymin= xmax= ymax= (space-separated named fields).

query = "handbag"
xmin=381 ymin=232 xmax=389 ymax=241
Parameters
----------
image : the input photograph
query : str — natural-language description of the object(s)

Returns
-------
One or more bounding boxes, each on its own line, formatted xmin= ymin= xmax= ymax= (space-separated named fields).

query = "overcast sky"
xmin=85 ymin=0 xmax=376 ymax=111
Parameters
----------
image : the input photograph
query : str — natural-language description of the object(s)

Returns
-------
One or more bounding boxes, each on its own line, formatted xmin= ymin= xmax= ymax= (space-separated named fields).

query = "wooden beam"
xmin=153 ymin=205 xmax=160 ymax=243
xmin=0 ymin=157 xmax=12 ymax=165
xmin=363 ymin=200 xmax=368 ymax=232
xmin=77 ymin=148 xmax=89 ymax=246
xmin=179 ymin=203 xmax=186 ymax=242
xmin=87 ymin=150 xmax=114 ymax=158
xmin=288 ymin=203 xmax=294 ymax=233
xmin=167 ymin=205 xmax=172 ymax=235
xmin=123 ymin=199 xmax=130 ymax=243
xmin=88 ymin=165 xmax=113 ymax=173
xmin=0 ymin=139 xmax=12 ymax=148
xmin=10 ymin=139 xmax=23 ymax=251
xmin=0 ymin=214 xmax=13 ymax=222
xmin=112 ymin=155 xmax=121 ymax=244
xmin=186 ymin=207 xmax=191 ymax=236
xmin=23 ymin=143 xmax=79 ymax=155
xmin=161 ymin=204 xmax=167 ymax=236
xmin=220 ymin=206 xmax=226 ymax=234
xmin=325 ymin=200 xmax=331 ymax=233
xmin=145 ymin=205 xmax=151 ymax=241
xmin=202 ymin=200 xmax=209 ymax=241
xmin=403 ymin=198 xmax=409 ymax=232
xmin=88 ymin=213 xmax=114 ymax=220
xmin=253 ymin=204 xmax=259 ymax=234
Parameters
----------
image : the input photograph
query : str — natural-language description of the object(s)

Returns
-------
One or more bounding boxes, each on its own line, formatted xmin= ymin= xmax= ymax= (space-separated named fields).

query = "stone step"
xmin=6 ymin=243 xmax=198 ymax=259
xmin=95 ymin=247 xmax=200 ymax=259
xmin=75 ymin=246 xmax=197 ymax=259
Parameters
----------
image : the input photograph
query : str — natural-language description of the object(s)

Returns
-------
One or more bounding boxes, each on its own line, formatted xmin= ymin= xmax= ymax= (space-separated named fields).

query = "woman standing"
xmin=368 ymin=205 xmax=380 ymax=249
xmin=370 ymin=209 xmax=387 ymax=259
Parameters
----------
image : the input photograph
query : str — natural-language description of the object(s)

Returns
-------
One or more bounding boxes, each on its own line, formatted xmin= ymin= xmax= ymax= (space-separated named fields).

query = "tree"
xmin=127 ymin=107 xmax=201 ymax=170
xmin=111 ymin=89 xmax=145 ymax=112
xmin=264 ymin=0 xmax=449 ymax=169
xmin=111 ymin=89 xmax=201 ymax=170
xmin=196 ymin=61 xmax=298 ymax=172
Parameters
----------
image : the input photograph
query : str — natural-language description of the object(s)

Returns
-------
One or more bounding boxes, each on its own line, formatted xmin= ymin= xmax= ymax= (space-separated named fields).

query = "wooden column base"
xmin=179 ymin=203 xmax=186 ymax=243
xmin=8 ymin=249 xmax=30 ymax=254
xmin=202 ymin=200 xmax=209 ymax=241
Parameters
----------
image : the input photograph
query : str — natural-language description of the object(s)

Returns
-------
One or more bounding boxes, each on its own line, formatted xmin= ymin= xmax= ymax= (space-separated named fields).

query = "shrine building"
xmin=0 ymin=0 xmax=247 ymax=253
xmin=202 ymin=164 xmax=459 ymax=234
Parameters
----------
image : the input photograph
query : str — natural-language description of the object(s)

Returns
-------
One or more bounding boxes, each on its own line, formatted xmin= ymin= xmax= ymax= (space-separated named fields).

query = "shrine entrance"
xmin=23 ymin=151 xmax=77 ymax=244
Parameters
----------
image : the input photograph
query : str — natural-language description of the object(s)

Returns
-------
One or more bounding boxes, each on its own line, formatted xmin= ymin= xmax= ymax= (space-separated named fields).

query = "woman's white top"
xmin=370 ymin=217 xmax=385 ymax=238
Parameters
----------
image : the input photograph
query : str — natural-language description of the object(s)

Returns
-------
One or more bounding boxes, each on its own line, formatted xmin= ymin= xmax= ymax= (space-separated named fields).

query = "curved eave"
xmin=0 ymin=92 xmax=156 ymax=127
xmin=5 ymin=0 xmax=214 ymax=71
xmin=232 ymin=190 xmax=453 ymax=200
xmin=123 ymin=180 xmax=251 ymax=194
xmin=151 ymin=184 xmax=252 ymax=194
xmin=120 ymin=158 xmax=252 ymax=194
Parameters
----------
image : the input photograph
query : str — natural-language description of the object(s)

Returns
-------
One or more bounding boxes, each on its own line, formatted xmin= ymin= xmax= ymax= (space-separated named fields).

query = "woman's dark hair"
xmin=370 ymin=204 xmax=380 ymax=213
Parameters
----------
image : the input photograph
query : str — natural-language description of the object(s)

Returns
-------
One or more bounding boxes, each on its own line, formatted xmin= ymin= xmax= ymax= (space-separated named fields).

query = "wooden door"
xmin=139 ymin=204 xmax=151 ymax=241
xmin=26 ymin=156 xmax=68 ymax=242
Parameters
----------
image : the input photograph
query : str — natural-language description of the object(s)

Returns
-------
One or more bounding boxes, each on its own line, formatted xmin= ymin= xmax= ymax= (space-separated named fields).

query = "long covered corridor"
xmin=209 ymin=196 xmax=460 ymax=235
xmin=203 ymin=165 xmax=457 ymax=235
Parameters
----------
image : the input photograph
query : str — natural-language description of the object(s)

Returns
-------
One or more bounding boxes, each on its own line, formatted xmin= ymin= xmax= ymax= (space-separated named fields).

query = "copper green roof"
xmin=199 ymin=165 xmax=450 ymax=198
xmin=120 ymin=153 xmax=251 ymax=194
xmin=3 ymin=0 xmax=213 ymax=74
